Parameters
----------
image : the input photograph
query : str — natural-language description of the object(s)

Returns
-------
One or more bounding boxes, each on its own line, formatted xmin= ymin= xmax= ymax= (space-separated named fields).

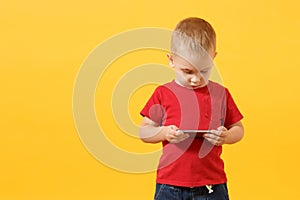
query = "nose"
xmin=190 ymin=75 xmax=201 ymax=85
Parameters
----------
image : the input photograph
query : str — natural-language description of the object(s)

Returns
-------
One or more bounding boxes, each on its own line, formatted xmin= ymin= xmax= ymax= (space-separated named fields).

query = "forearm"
xmin=139 ymin=117 xmax=187 ymax=143
xmin=139 ymin=125 xmax=166 ymax=143
xmin=224 ymin=122 xmax=244 ymax=144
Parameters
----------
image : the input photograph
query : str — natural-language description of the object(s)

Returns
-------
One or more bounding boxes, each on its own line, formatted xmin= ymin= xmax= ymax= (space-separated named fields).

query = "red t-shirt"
xmin=140 ymin=80 xmax=243 ymax=187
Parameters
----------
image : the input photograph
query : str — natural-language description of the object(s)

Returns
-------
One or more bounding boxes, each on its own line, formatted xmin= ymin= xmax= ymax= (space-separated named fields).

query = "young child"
xmin=139 ymin=17 xmax=244 ymax=200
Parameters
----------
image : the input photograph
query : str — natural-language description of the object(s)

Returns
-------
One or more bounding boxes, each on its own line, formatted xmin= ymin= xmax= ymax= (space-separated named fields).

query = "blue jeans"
xmin=154 ymin=183 xmax=229 ymax=200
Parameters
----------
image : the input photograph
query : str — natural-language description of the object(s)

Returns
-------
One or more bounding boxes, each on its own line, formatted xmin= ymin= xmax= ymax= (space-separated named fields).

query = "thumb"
xmin=217 ymin=126 xmax=226 ymax=131
xmin=170 ymin=125 xmax=178 ymax=130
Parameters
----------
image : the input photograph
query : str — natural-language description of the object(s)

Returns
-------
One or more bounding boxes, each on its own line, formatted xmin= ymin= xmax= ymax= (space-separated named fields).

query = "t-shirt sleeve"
xmin=140 ymin=87 xmax=165 ymax=126
xmin=224 ymin=89 xmax=244 ymax=127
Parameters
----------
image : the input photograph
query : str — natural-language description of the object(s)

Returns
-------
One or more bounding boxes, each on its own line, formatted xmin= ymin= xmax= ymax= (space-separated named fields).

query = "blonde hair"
xmin=171 ymin=17 xmax=216 ymax=57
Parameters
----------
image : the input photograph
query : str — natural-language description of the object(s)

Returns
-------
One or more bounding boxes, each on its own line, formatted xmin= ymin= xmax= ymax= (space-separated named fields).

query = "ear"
xmin=167 ymin=53 xmax=175 ymax=67
xmin=213 ymin=51 xmax=218 ymax=58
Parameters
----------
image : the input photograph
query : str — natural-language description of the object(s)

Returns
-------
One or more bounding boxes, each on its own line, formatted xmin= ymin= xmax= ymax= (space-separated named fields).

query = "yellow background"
xmin=1 ymin=0 xmax=300 ymax=199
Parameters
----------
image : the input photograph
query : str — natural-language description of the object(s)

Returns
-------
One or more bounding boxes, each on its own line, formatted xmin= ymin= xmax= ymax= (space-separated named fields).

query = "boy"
xmin=139 ymin=17 xmax=244 ymax=200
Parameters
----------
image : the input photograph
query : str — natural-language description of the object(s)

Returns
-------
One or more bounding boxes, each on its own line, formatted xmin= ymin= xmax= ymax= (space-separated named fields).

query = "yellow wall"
xmin=1 ymin=0 xmax=300 ymax=199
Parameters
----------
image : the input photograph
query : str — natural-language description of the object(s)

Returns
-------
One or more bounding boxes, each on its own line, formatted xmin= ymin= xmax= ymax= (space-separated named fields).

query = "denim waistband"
xmin=160 ymin=183 xmax=226 ymax=193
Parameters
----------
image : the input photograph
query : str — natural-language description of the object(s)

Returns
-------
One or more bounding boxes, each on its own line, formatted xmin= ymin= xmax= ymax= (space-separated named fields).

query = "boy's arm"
xmin=203 ymin=121 xmax=244 ymax=146
xmin=223 ymin=121 xmax=244 ymax=144
xmin=139 ymin=117 xmax=189 ymax=144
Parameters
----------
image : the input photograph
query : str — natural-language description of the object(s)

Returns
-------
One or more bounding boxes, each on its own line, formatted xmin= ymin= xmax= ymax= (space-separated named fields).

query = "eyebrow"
xmin=197 ymin=66 xmax=211 ymax=71
xmin=200 ymin=68 xmax=210 ymax=71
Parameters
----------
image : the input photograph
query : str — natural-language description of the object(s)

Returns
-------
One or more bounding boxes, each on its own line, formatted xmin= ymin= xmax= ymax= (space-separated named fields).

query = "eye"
xmin=200 ymin=70 xmax=208 ymax=74
xmin=182 ymin=69 xmax=194 ymax=74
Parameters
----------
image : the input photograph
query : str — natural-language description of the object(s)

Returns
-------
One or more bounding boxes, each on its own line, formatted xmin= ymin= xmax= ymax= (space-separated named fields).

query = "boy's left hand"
xmin=203 ymin=126 xmax=228 ymax=146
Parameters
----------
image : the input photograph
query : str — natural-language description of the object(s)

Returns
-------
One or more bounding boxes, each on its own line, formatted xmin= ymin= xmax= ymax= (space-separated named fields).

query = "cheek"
xmin=201 ymin=73 xmax=209 ymax=81
xmin=176 ymin=71 xmax=188 ymax=81
xmin=201 ymin=70 xmax=212 ymax=82
xmin=175 ymin=71 xmax=183 ymax=78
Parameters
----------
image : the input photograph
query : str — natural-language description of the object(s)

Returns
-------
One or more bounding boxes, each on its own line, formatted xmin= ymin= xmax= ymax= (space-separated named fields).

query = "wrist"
xmin=224 ymin=130 xmax=232 ymax=144
xmin=160 ymin=126 xmax=168 ymax=141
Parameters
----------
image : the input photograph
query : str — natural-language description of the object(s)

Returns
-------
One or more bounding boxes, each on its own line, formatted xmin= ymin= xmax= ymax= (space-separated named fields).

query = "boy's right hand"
xmin=164 ymin=125 xmax=189 ymax=143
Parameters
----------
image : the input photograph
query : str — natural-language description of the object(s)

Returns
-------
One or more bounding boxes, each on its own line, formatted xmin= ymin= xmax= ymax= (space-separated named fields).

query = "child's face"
xmin=168 ymin=50 xmax=216 ymax=89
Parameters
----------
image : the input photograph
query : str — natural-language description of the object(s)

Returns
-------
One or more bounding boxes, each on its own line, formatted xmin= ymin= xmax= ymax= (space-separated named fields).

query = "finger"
xmin=215 ymin=128 xmax=227 ymax=137
xmin=205 ymin=137 xmax=223 ymax=146
xmin=210 ymin=131 xmax=225 ymax=138
xmin=175 ymin=130 xmax=184 ymax=136
xmin=203 ymin=133 xmax=213 ymax=139
xmin=180 ymin=133 xmax=189 ymax=140
xmin=168 ymin=129 xmax=179 ymax=138
xmin=204 ymin=133 xmax=223 ymax=144
xmin=217 ymin=126 xmax=223 ymax=131
xmin=170 ymin=138 xmax=182 ymax=144
xmin=166 ymin=133 xmax=177 ymax=142
xmin=175 ymin=133 xmax=189 ymax=140
xmin=208 ymin=130 xmax=222 ymax=137
xmin=169 ymin=135 xmax=179 ymax=143
xmin=203 ymin=133 xmax=218 ymax=142
xmin=173 ymin=134 xmax=189 ymax=143
xmin=204 ymin=137 xmax=218 ymax=145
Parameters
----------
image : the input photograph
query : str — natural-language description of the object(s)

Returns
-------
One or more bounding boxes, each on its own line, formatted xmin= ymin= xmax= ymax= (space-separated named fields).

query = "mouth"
xmin=190 ymin=85 xmax=202 ymax=89
xmin=190 ymin=82 xmax=207 ymax=89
